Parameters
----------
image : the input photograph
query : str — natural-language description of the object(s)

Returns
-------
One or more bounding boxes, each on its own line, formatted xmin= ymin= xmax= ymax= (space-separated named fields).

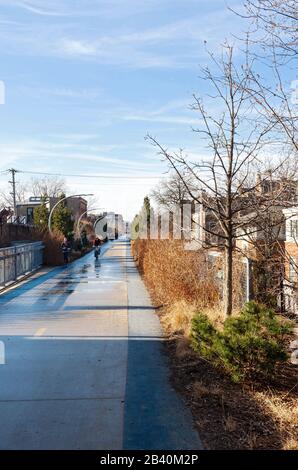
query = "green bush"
xmin=191 ymin=313 xmax=218 ymax=359
xmin=191 ymin=301 xmax=292 ymax=382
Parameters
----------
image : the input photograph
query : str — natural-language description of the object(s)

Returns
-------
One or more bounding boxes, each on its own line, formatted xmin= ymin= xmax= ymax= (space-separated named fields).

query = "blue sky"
xmin=0 ymin=0 xmax=250 ymax=219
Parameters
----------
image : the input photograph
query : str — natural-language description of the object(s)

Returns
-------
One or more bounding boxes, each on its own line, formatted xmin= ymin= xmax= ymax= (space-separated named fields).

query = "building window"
xmin=290 ymin=219 xmax=298 ymax=239
xmin=289 ymin=257 xmax=297 ymax=283
xmin=27 ymin=207 xmax=34 ymax=223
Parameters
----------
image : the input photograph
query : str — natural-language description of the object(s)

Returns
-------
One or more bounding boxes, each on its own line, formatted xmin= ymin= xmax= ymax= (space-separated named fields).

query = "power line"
xmin=15 ymin=169 xmax=163 ymax=180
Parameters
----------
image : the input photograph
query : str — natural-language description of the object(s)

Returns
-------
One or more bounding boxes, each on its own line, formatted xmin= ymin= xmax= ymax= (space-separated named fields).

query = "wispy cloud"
xmin=0 ymin=3 xmax=245 ymax=68
xmin=122 ymin=114 xmax=200 ymax=126
xmin=60 ymin=39 xmax=98 ymax=56
xmin=5 ymin=1 xmax=67 ymax=16
xmin=56 ymin=13 xmax=238 ymax=66
xmin=31 ymin=86 xmax=102 ymax=100
xmin=0 ymin=1 xmax=241 ymax=19
xmin=0 ymin=139 xmax=162 ymax=173
xmin=118 ymin=97 xmax=200 ymax=126
xmin=0 ymin=0 xmax=99 ymax=17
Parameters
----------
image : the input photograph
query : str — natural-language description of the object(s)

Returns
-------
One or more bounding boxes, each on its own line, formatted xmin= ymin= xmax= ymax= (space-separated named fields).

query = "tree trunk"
xmin=224 ymin=238 xmax=233 ymax=317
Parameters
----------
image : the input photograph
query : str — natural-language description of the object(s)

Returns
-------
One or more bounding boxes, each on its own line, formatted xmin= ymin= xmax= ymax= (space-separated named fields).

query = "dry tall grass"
xmin=1 ymin=222 xmax=95 ymax=266
xmin=255 ymin=391 xmax=298 ymax=449
xmin=21 ymin=228 xmax=66 ymax=265
xmin=0 ymin=225 xmax=65 ymax=266
xmin=40 ymin=230 xmax=65 ymax=265
xmin=132 ymin=239 xmax=220 ymax=307
xmin=40 ymin=229 xmax=92 ymax=265
xmin=162 ymin=300 xmax=197 ymax=336
xmin=132 ymin=239 xmax=223 ymax=333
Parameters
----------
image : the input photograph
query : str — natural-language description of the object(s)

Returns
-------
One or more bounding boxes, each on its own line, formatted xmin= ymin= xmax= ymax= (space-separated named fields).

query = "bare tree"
xmin=239 ymin=57 xmax=298 ymax=165
xmin=151 ymin=172 xmax=196 ymax=240
xmin=30 ymin=176 xmax=66 ymax=198
xmin=0 ymin=175 xmax=67 ymax=211
xmin=147 ymin=45 xmax=287 ymax=317
xmin=0 ymin=181 xmax=28 ymax=209
xmin=151 ymin=172 xmax=194 ymax=211
xmin=238 ymin=0 xmax=298 ymax=60
xmin=231 ymin=1 xmax=298 ymax=155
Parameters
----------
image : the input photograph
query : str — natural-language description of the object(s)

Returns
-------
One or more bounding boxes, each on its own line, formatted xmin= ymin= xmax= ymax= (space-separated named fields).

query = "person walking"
xmin=94 ymin=237 xmax=101 ymax=260
xmin=61 ymin=237 xmax=70 ymax=264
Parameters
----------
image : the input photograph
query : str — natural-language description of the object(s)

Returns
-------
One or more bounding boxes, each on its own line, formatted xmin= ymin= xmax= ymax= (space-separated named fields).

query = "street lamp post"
xmin=48 ymin=194 xmax=93 ymax=235
xmin=75 ymin=207 xmax=104 ymax=239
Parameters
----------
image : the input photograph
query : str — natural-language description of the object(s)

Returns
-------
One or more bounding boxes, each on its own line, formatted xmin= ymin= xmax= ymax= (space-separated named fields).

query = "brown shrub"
xmin=0 ymin=225 xmax=65 ymax=266
xmin=132 ymin=239 xmax=220 ymax=308
xmin=40 ymin=230 xmax=64 ymax=266
xmin=0 ymin=222 xmax=94 ymax=266
xmin=162 ymin=300 xmax=197 ymax=336
xmin=40 ymin=230 xmax=92 ymax=266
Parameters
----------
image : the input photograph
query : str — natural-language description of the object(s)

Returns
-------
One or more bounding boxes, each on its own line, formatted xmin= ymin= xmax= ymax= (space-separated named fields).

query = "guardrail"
xmin=7 ymin=215 xmax=28 ymax=225
xmin=0 ymin=242 xmax=44 ymax=290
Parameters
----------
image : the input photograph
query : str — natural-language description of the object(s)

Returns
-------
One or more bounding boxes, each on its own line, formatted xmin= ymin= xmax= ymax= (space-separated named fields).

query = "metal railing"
xmin=0 ymin=242 xmax=44 ymax=289
xmin=6 ymin=215 xmax=28 ymax=225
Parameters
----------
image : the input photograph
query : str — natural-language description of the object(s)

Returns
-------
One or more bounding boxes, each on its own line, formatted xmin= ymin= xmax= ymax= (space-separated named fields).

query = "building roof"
xmin=16 ymin=200 xmax=45 ymax=207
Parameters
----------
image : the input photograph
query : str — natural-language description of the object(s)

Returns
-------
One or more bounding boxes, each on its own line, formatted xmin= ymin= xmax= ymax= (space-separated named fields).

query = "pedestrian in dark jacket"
xmin=61 ymin=237 xmax=70 ymax=264
xmin=94 ymin=237 xmax=101 ymax=259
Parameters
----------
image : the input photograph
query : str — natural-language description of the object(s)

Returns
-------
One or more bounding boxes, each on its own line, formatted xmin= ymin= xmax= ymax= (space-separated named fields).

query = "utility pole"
xmin=8 ymin=168 xmax=17 ymax=216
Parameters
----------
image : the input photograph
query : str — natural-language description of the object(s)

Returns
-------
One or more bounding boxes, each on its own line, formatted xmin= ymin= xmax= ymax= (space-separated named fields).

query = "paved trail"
xmin=0 ymin=239 xmax=202 ymax=450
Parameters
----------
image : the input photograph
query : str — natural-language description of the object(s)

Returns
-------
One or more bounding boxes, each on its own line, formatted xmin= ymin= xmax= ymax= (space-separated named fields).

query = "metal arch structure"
xmin=75 ymin=207 xmax=104 ymax=239
xmin=93 ymin=214 xmax=106 ymax=238
xmin=48 ymin=194 xmax=93 ymax=235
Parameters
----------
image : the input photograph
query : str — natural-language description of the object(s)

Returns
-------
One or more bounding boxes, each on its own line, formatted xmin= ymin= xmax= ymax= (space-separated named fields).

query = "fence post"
xmin=14 ymin=246 xmax=17 ymax=281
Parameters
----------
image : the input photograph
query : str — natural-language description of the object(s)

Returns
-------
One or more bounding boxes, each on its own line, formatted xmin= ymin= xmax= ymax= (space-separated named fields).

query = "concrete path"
xmin=0 ymin=239 xmax=202 ymax=450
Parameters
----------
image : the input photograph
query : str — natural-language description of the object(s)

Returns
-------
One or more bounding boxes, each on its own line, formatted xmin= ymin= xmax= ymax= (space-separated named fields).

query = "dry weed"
xmin=162 ymin=300 xmax=196 ymax=336
xmin=192 ymin=379 xmax=226 ymax=403
xmin=224 ymin=415 xmax=238 ymax=432
xmin=283 ymin=437 xmax=298 ymax=450
xmin=192 ymin=381 xmax=210 ymax=399
xmin=132 ymin=239 xmax=220 ymax=308
xmin=244 ymin=432 xmax=259 ymax=449
xmin=175 ymin=337 xmax=194 ymax=359
xmin=200 ymin=306 xmax=225 ymax=329
xmin=255 ymin=391 xmax=298 ymax=450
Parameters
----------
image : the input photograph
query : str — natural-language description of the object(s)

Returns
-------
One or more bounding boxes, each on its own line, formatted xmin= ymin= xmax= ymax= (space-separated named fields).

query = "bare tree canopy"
xmin=245 ymin=62 xmax=298 ymax=155
xmin=241 ymin=0 xmax=298 ymax=59
xmin=0 ymin=181 xmax=28 ymax=209
xmin=0 ymin=175 xmax=66 ymax=210
xmin=30 ymin=176 xmax=66 ymax=199
xmin=151 ymin=172 xmax=195 ymax=210
xmin=147 ymin=45 xmax=291 ymax=317
xmin=233 ymin=2 xmax=298 ymax=157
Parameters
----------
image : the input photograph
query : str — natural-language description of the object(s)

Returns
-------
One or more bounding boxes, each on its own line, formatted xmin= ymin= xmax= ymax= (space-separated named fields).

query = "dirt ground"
xmin=164 ymin=337 xmax=298 ymax=450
